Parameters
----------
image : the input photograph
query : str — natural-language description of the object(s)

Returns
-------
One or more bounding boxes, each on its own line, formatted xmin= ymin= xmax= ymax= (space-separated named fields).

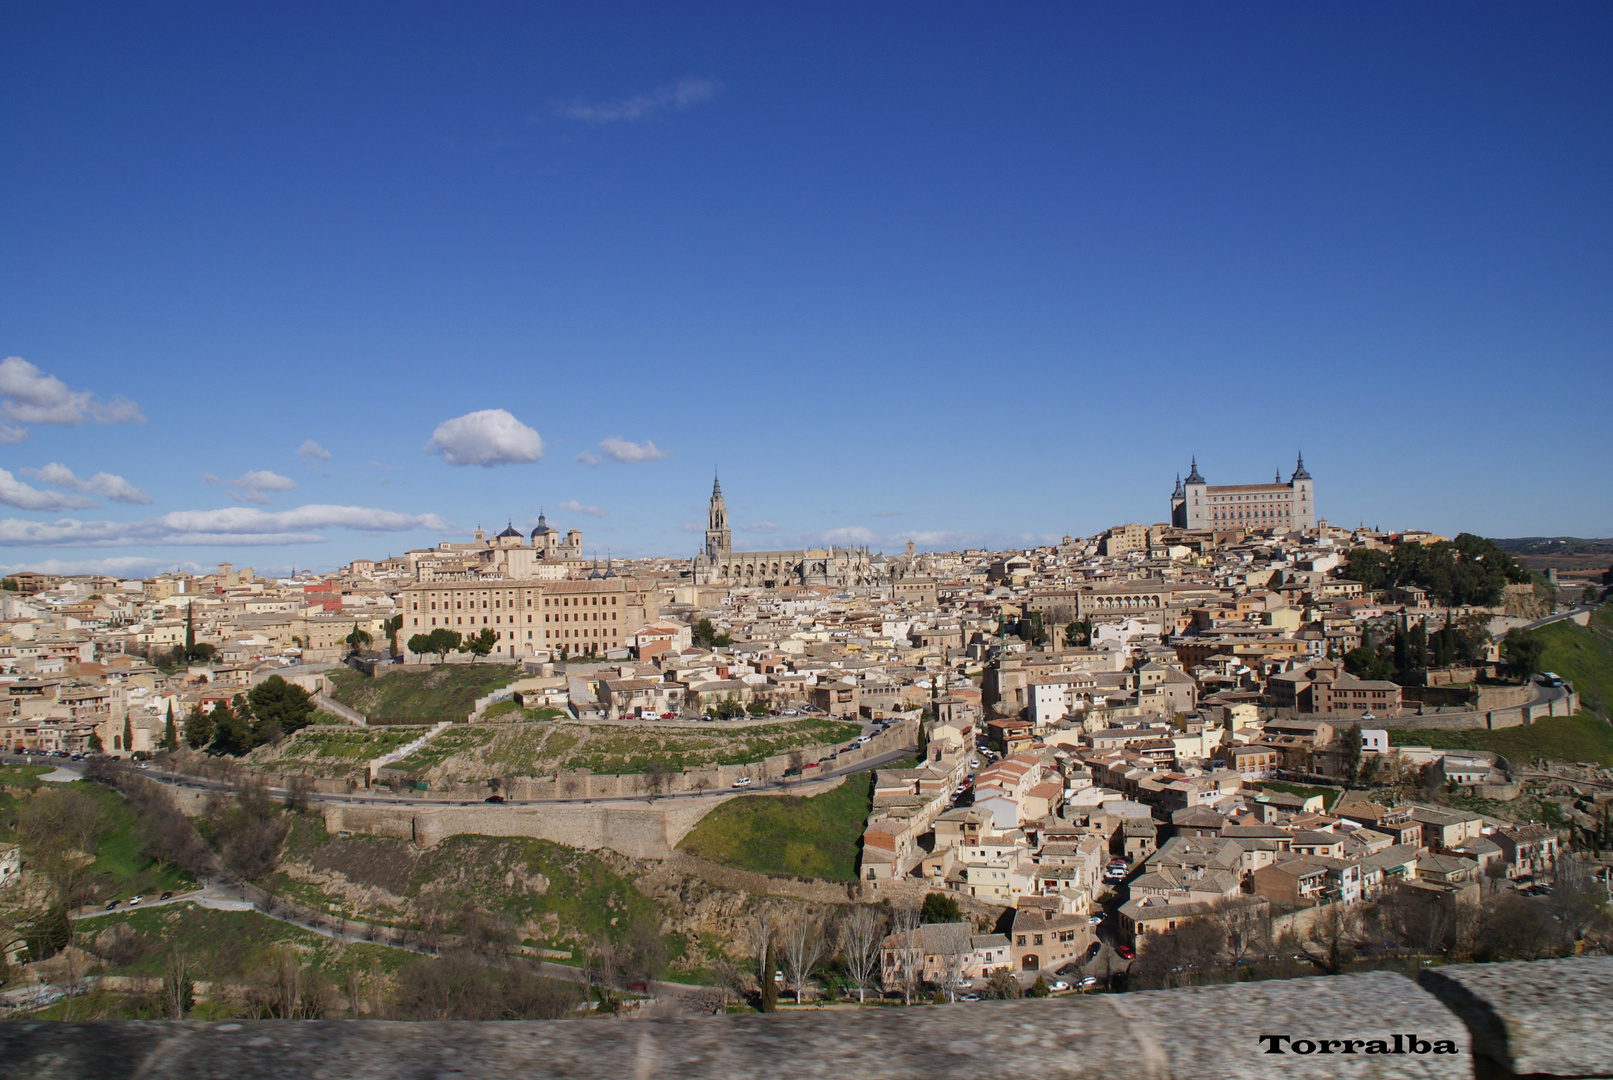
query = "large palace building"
xmin=1170 ymin=455 xmax=1315 ymax=532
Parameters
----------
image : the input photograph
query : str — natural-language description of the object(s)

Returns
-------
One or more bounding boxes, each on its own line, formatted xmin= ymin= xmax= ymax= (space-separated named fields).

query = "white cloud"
xmin=555 ymin=78 xmax=719 ymax=124
xmin=227 ymin=470 xmax=297 ymax=505
xmin=21 ymin=463 xmax=152 ymax=505
xmin=575 ymin=451 xmax=603 ymax=467
xmin=0 ymin=504 xmax=454 ymax=548
xmin=0 ymin=468 xmax=99 ymax=511
xmin=424 ymin=409 xmax=544 ymax=467
xmin=556 ymin=499 xmax=607 ymax=519
xmin=297 ymin=439 xmax=331 ymax=462
xmin=598 ymin=437 xmax=669 ymax=463
xmin=822 ymin=526 xmax=877 ymax=545
xmin=0 ymin=356 xmax=144 ymax=440
xmin=737 ymin=521 xmax=779 ymax=533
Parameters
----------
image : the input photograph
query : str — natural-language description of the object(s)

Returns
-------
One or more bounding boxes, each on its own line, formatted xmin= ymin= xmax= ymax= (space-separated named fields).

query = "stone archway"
xmin=1022 ymin=955 xmax=1039 ymax=971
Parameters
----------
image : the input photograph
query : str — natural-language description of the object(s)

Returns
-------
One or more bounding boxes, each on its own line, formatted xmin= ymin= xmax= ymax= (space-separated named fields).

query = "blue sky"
xmin=2 ymin=3 xmax=1609 ymax=575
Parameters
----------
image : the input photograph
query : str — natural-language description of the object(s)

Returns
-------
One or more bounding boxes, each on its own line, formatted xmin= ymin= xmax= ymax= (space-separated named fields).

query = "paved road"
xmin=1520 ymin=605 xmax=1596 ymax=633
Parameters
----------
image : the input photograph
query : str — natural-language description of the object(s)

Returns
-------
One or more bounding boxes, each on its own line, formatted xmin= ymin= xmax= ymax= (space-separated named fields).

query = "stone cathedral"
xmin=690 ymin=476 xmax=875 ymax=588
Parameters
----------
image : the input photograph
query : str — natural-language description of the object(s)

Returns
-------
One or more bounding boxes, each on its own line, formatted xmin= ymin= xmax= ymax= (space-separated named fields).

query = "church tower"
xmin=705 ymin=474 xmax=731 ymax=560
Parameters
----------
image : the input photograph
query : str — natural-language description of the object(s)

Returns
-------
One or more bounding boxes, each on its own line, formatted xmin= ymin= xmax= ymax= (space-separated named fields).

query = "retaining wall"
xmin=7 ymin=956 xmax=1610 ymax=1080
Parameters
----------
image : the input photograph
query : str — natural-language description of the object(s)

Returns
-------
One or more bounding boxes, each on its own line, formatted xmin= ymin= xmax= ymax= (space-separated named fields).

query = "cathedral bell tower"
xmin=705 ymin=474 xmax=731 ymax=560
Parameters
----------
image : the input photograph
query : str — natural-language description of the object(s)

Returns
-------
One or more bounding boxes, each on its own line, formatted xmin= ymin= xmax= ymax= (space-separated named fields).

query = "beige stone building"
xmin=397 ymin=575 xmax=659 ymax=660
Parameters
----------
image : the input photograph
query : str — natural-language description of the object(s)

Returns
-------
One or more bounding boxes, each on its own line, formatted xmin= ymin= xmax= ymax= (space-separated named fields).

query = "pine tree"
xmin=184 ymin=603 xmax=195 ymax=658
xmin=163 ymin=704 xmax=178 ymax=752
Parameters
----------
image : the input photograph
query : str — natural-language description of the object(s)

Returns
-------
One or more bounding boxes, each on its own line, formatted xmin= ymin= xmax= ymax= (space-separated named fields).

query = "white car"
xmin=1088 ymin=914 xmax=1104 ymax=925
xmin=731 ymin=777 xmax=753 ymax=788
xmin=1048 ymin=980 xmax=1070 ymax=992
xmin=128 ymin=895 xmax=144 ymax=906
xmin=968 ymin=759 xmax=979 ymax=768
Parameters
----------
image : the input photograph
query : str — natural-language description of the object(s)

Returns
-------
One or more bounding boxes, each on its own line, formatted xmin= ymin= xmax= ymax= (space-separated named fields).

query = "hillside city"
xmin=2 ymin=463 xmax=1611 ymax=1018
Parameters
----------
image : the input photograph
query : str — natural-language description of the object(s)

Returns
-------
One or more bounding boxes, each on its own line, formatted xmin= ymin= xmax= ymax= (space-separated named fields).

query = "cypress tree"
xmin=163 ymin=704 xmax=178 ymax=751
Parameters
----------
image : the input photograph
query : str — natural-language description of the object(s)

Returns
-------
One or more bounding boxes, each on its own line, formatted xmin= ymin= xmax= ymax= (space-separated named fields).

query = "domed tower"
xmin=530 ymin=509 xmax=558 ymax=558
xmin=705 ymin=474 xmax=731 ymax=560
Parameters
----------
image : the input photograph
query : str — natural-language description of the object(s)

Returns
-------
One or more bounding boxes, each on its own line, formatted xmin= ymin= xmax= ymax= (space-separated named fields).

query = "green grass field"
xmin=327 ymin=664 xmax=522 ymax=721
xmin=676 ymin=772 xmax=874 ymax=881
xmin=1536 ymin=606 xmax=1613 ymax=716
xmin=1388 ymin=714 xmax=1613 ymax=767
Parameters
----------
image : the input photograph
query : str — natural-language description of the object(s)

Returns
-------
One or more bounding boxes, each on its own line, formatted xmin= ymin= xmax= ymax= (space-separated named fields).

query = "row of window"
xmin=412 ymin=595 xmax=620 ymax=611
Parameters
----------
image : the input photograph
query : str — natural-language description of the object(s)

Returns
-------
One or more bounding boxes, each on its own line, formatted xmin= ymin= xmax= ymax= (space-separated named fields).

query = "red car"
xmin=1115 ymin=945 xmax=1135 ymax=961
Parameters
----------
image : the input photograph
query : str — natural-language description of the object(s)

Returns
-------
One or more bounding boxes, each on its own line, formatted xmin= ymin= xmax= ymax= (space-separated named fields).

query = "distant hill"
xmin=1492 ymin=537 xmax=1613 ymax=557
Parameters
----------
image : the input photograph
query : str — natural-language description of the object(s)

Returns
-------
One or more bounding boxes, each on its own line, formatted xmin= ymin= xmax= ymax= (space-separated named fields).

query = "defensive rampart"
xmin=4 ymin=956 xmax=1609 ymax=1080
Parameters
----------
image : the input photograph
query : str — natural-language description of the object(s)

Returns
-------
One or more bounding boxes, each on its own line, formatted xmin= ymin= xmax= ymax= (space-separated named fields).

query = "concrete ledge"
xmin=2 ymin=958 xmax=1607 ymax=1080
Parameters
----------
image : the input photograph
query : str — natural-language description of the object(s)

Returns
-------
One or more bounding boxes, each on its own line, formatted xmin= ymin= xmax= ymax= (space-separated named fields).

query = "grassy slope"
xmin=676 ymin=772 xmax=874 ymax=881
xmin=0 ymin=776 xmax=190 ymax=900
xmin=1388 ymin=714 xmax=1613 ymax=767
xmin=327 ymin=664 xmax=522 ymax=720
xmin=274 ymin=815 xmax=657 ymax=951
xmin=73 ymin=902 xmax=413 ymax=983
xmin=474 ymin=717 xmax=864 ymax=775
xmin=1535 ymin=606 xmax=1613 ymax=716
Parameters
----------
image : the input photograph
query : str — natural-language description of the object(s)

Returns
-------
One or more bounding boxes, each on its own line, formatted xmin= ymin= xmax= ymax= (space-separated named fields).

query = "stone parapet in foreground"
xmin=3 ymin=957 xmax=1609 ymax=1080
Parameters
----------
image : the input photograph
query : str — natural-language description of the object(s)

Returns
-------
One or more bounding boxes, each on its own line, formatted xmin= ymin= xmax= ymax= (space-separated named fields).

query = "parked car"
xmin=104 ymin=900 xmax=119 ymax=911
xmin=732 ymin=777 xmax=753 ymax=788
xmin=1088 ymin=914 xmax=1105 ymax=925
xmin=1115 ymin=945 xmax=1134 ymax=961
xmin=159 ymin=891 xmax=174 ymax=901
xmin=1084 ymin=941 xmax=1103 ymax=961
xmin=128 ymin=895 xmax=143 ymax=905
xmin=484 ymin=795 xmax=505 ymax=803
xmin=1077 ymin=976 xmax=1099 ymax=991
xmin=958 ymin=992 xmax=980 ymax=1002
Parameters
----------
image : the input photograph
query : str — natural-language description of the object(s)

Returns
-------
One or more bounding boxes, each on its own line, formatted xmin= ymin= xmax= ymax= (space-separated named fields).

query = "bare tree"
xmin=840 ymin=905 xmax=886 ymax=1004
xmin=938 ymin=931 xmax=970 ymax=1003
xmin=163 ymin=949 xmax=193 ymax=1019
xmin=746 ymin=909 xmax=775 ymax=999
xmin=891 ymin=904 xmax=923 ymax=1006
xmin=1312 ymin=902 xmax=1359 ymax=973
xmin=781 ymin=909 xmax=826 ymax=1004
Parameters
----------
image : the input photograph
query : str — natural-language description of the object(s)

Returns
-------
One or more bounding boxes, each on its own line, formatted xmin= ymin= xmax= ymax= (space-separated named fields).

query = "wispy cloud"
xmin=575 ymin=451 xmax=603 ymax=467
xmin=0 ymin=555 xmax=205 ymax=577
xmin=227 ymin=470 xmax=297 ymax=505
xmin=297 ymin=439 xmax=331 ymax=462
xmin=20 ymin=463 xmax=152 ymax=505
xmin=557 ymin=499 xmax=607 ymax=519
xmin=554 ymin=78 xmax=719 ymax=124
xmin=598 ymin=437 xmax=669 ymax=463
xmin=737 ymin=521 xmax=779 ymax=533
xmin=425 ymin=409 xmax=544 ymax=467
xmin=0 ymin=504 xmax=454 ymax=548
xmin=0 ymin=356 xmax=144 ymax=442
